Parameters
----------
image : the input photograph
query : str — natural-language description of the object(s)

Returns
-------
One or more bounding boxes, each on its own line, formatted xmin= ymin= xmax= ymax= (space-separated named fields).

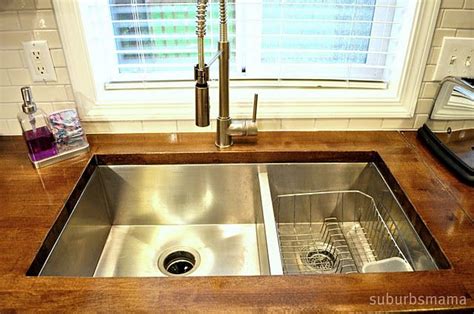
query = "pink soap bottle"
xmin=17 ymin=87 xmax=58 ymax=161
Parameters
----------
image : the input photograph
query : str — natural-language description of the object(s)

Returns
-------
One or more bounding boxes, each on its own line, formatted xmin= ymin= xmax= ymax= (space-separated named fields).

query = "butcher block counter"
xmin=0 ymin=131 xmax=472 ymax=312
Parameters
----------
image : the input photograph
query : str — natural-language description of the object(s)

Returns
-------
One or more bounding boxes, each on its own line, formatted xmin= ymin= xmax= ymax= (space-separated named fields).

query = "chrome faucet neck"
xmin=195 ymin=0 xmax=258 ymax=148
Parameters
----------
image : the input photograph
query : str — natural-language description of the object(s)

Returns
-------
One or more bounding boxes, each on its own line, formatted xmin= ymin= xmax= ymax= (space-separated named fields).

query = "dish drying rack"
xmin=274 ymin=190 xmax=412 ymax=274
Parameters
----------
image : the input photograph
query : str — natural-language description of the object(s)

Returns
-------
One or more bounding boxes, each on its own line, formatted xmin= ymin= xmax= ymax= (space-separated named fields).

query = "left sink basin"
xmin=35 ymin=163 xmax=270 ymax=277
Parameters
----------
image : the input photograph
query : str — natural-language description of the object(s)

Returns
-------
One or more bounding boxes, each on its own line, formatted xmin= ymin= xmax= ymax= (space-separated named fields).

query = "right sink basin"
xmin=265 ymin=162 xmax=440 ymax=274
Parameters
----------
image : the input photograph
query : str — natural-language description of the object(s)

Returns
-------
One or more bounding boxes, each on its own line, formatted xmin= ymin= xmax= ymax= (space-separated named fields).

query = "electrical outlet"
xmin=22 ymin=40 xmax=57 ymax=82
xmin=433 ymin=37 xmax=474 ymax=81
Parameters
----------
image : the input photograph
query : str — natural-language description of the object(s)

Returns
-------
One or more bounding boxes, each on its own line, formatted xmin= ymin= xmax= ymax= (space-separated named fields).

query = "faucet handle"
xmin=252 ymin=93 xmax=258 ymax=122
xmin=226 ymin=93 xmax=259 ymax=137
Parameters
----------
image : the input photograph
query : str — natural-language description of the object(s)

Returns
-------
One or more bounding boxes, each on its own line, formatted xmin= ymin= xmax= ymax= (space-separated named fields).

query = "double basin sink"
xmin=28 ymin=152 xmax=448 ymax=277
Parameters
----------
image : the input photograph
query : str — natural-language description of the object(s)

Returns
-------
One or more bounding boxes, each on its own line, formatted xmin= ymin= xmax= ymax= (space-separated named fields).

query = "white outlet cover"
xmin=22 ymin=40 xmax=57 ymax=82
xmin=433 ymin=37 xmax=474 ymax=81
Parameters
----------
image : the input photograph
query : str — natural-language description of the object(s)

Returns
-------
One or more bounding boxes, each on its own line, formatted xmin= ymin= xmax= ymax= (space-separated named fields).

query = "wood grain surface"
xmin=0 ymin=131 xmax=472 ymax=312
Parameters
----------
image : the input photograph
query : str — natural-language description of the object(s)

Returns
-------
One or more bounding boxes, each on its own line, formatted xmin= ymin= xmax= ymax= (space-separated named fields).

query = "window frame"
xmin=53 ymin=0 xmax=441 ymax=122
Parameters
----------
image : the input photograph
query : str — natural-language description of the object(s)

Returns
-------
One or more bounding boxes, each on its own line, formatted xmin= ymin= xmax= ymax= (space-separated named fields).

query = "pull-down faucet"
xmin=194 ymin=0 xmax=258 ymax=148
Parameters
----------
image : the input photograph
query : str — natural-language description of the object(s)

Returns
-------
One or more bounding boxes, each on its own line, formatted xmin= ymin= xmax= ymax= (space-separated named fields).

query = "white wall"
xmin=0 ymin=0 xmax=75 ymax=135
xmin=0 ymin=0 xmax=473 ymax=135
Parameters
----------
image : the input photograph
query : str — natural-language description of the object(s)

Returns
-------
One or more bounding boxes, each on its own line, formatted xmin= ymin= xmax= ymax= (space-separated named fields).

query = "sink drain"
xmin=299 ymin=243 xmax=336 ymax=273
xmin=158 ymin=247 xmax=200 ymax=276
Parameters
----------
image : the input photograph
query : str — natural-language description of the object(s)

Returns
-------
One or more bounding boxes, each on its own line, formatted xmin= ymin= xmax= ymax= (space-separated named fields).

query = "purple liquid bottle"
xmin=18 ymin=87 xmax=58 ymax=162
xmin=24 ymin=126 xmax=58 ymax=161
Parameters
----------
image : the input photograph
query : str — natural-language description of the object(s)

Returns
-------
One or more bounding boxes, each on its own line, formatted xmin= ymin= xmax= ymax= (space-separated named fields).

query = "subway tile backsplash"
xmin=0 ymin=0 xmax=73 ymax=135
xmin=0 ymin=0 xmax=473 ymax=135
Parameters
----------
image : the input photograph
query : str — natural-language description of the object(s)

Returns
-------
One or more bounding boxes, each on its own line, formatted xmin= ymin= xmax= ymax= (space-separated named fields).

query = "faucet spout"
xmin=196 ymin=0 xmax=208 ymax=71
xmin=195 ymin=0 xmax=210 ymax=127
xmin=194 ymin=0 xmax=258 ymax=146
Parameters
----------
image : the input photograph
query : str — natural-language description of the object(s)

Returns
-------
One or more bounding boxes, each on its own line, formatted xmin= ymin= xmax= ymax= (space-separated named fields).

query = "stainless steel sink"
xmin=266 ymin=163 xmax=439 ymax=274
xmin=40 ymin=165 xmax=269 ymax=277
xmin=30 ymin=153 xmax=448 ymax=277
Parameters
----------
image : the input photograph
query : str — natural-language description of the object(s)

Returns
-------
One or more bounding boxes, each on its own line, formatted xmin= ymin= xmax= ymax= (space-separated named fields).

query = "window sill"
xmin=79 ymin=98 xmax=413 ymax=122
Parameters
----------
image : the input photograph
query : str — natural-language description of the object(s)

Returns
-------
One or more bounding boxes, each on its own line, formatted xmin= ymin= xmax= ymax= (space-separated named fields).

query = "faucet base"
xmin=215 ymin=117 xmax=232 ymax=148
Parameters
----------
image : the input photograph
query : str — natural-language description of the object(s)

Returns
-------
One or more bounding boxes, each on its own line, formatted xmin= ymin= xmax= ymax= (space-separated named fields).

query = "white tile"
xmin=441 ymin=0 xmax=464 ymax=8
xmin=428 ymin=47 xmax=441 ymax=65
xmin=0 ymin=85 xmax=67 ymax=103
xmin=429 ymin=120 xmax=449 ymax=132
xmin=7 ymin=68 xmax=32 ymax=85
xmin=463 ymin=120 xmax=474 ymax=128
xmin=0 ymin=120 xmax=9 ymax=135
xmin=0 ymin=103 xmax=21 ymax=119
xmin=9 ymin=73 xmax=58 ymax=87
xmin=108 ymin=121 xmax=143 ymax=134
xmin=436 ymin=9 xmax=444 ymax=28
xmin=19 ymin=10 xmax=57 ymax=29
xmin=0 ymin=12 xmax=21 ymax=31
xmin=0 ymin=86 xmax=22 ymax=102
xmin=281 ymin=119 xmax=315 ymax=130
xmin=442 ymin=10 xmax=474 ymax=28
xmin=30 ymin=85 xmax=68 ymax=101
xmin=65 ymin=85 xmax=74 ymax=101
xmin=415 ymin=99 xmax=434 ymax=114
xmin=315 ymin=118 xmax=349 ymax=130
xmin=177 ymin=120 xmax=215 ymax=132
xmin=35 ymin=0 xmax=52 ymax=9
xmin=33 ymin=30 xmax=61 ymax=48
xmin=414 ymin=114 xmax=429 ymax=128
xmin=381 ymin=118 xmax=415 ymax=130
xmin=0 ymin=51 xmax=23 ymax=68
xmin=3 ymin=102 xmax=53 ymax=117
xmin=36 ymin=102 xmax=53 ymax=114
xmin=465 ymin=0 xmax=474 ymax=9
xmin=82 ymin=121 xmax=111 ymax=134
xmin=51 ymin=102 xmax=76 ymax=112
xmin=421 ymin=82 xmax=440 ymax=98
xmin=431 ymin=28 xmax=457 ymax=46
xmin=0 ymin=70 xmax=11 ymax=85
xmin=257 ymin=119 xmax=281 ymax=131
xmin=6 ymin=118 xmax=22 ymax=134
xmin=142 ymin=120 xmax=177 ymax=133
xmin=0 ymin=31 xmax=34 ymax=49
xmin=446 ymin=120 xmax=465 ymax=131
xmin=53 ymin=68 xmax=69 ymax=84
xmin=423 ymin=65 xmax=436 ymax=82
xmin=50 ymin=49 xmax=66 ymax=67
xmin=0 ymin=0 xmax=35 ymax=10
xmin=456 ymin=29 xmax=474 ymax=37
xmin=348 ymin=118 xmax=383 ymax=130
xmin=19 ymin=49 xmax=29 ymax=68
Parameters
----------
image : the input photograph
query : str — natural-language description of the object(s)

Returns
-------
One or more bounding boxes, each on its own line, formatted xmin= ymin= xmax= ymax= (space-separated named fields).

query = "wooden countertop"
xmin=0 ymin=131 xmax=472 ymax=312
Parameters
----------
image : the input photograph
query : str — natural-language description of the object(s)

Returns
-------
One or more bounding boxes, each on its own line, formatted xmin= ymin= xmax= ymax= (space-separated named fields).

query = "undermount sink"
xmin=39 ymin=165 xmax=269 ymax=277
xmin=28 ymin=153 xmax=448 ymax=277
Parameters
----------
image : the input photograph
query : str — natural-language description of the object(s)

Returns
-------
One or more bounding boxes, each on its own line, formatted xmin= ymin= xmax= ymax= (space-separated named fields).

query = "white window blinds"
xmin=108 ymin=0 xmax=236 ymax=77
xmin=82 ymin=0 xmax=412 ymax=84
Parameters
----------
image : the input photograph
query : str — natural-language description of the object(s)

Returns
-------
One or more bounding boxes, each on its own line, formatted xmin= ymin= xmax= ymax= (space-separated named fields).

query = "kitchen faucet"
xmin=194 ymin=0 xmax=258 ymax=148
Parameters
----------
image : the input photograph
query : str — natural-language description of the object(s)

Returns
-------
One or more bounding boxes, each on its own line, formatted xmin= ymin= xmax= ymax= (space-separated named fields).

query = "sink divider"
xmin=257 ymin=168 xmax=284 ymax=275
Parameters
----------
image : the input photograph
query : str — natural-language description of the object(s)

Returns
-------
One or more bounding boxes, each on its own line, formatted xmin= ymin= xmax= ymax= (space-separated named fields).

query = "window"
xmin=88 ymin=0 xmax=403 ymax=82
xmin=53 ymin=0 xmax=441 ymax=120
xmin=107 ymin=0 xmax=237 ymax=80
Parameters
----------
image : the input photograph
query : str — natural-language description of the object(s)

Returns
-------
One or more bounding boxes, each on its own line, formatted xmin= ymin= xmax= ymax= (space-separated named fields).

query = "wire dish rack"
xmin=274 ymin=190 xmax=412 ymax=274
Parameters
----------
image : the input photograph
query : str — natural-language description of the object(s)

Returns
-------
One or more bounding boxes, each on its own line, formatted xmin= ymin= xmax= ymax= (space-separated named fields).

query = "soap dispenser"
xmin=17 ymin=87 xmax=58 ymax=161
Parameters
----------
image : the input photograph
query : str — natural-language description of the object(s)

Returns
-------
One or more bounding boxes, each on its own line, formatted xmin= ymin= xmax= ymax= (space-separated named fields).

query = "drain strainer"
xmin=299 ymin=243 xmax=336 ymax=273
xmin=158 ymin=247 xmax=200 ymax=276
